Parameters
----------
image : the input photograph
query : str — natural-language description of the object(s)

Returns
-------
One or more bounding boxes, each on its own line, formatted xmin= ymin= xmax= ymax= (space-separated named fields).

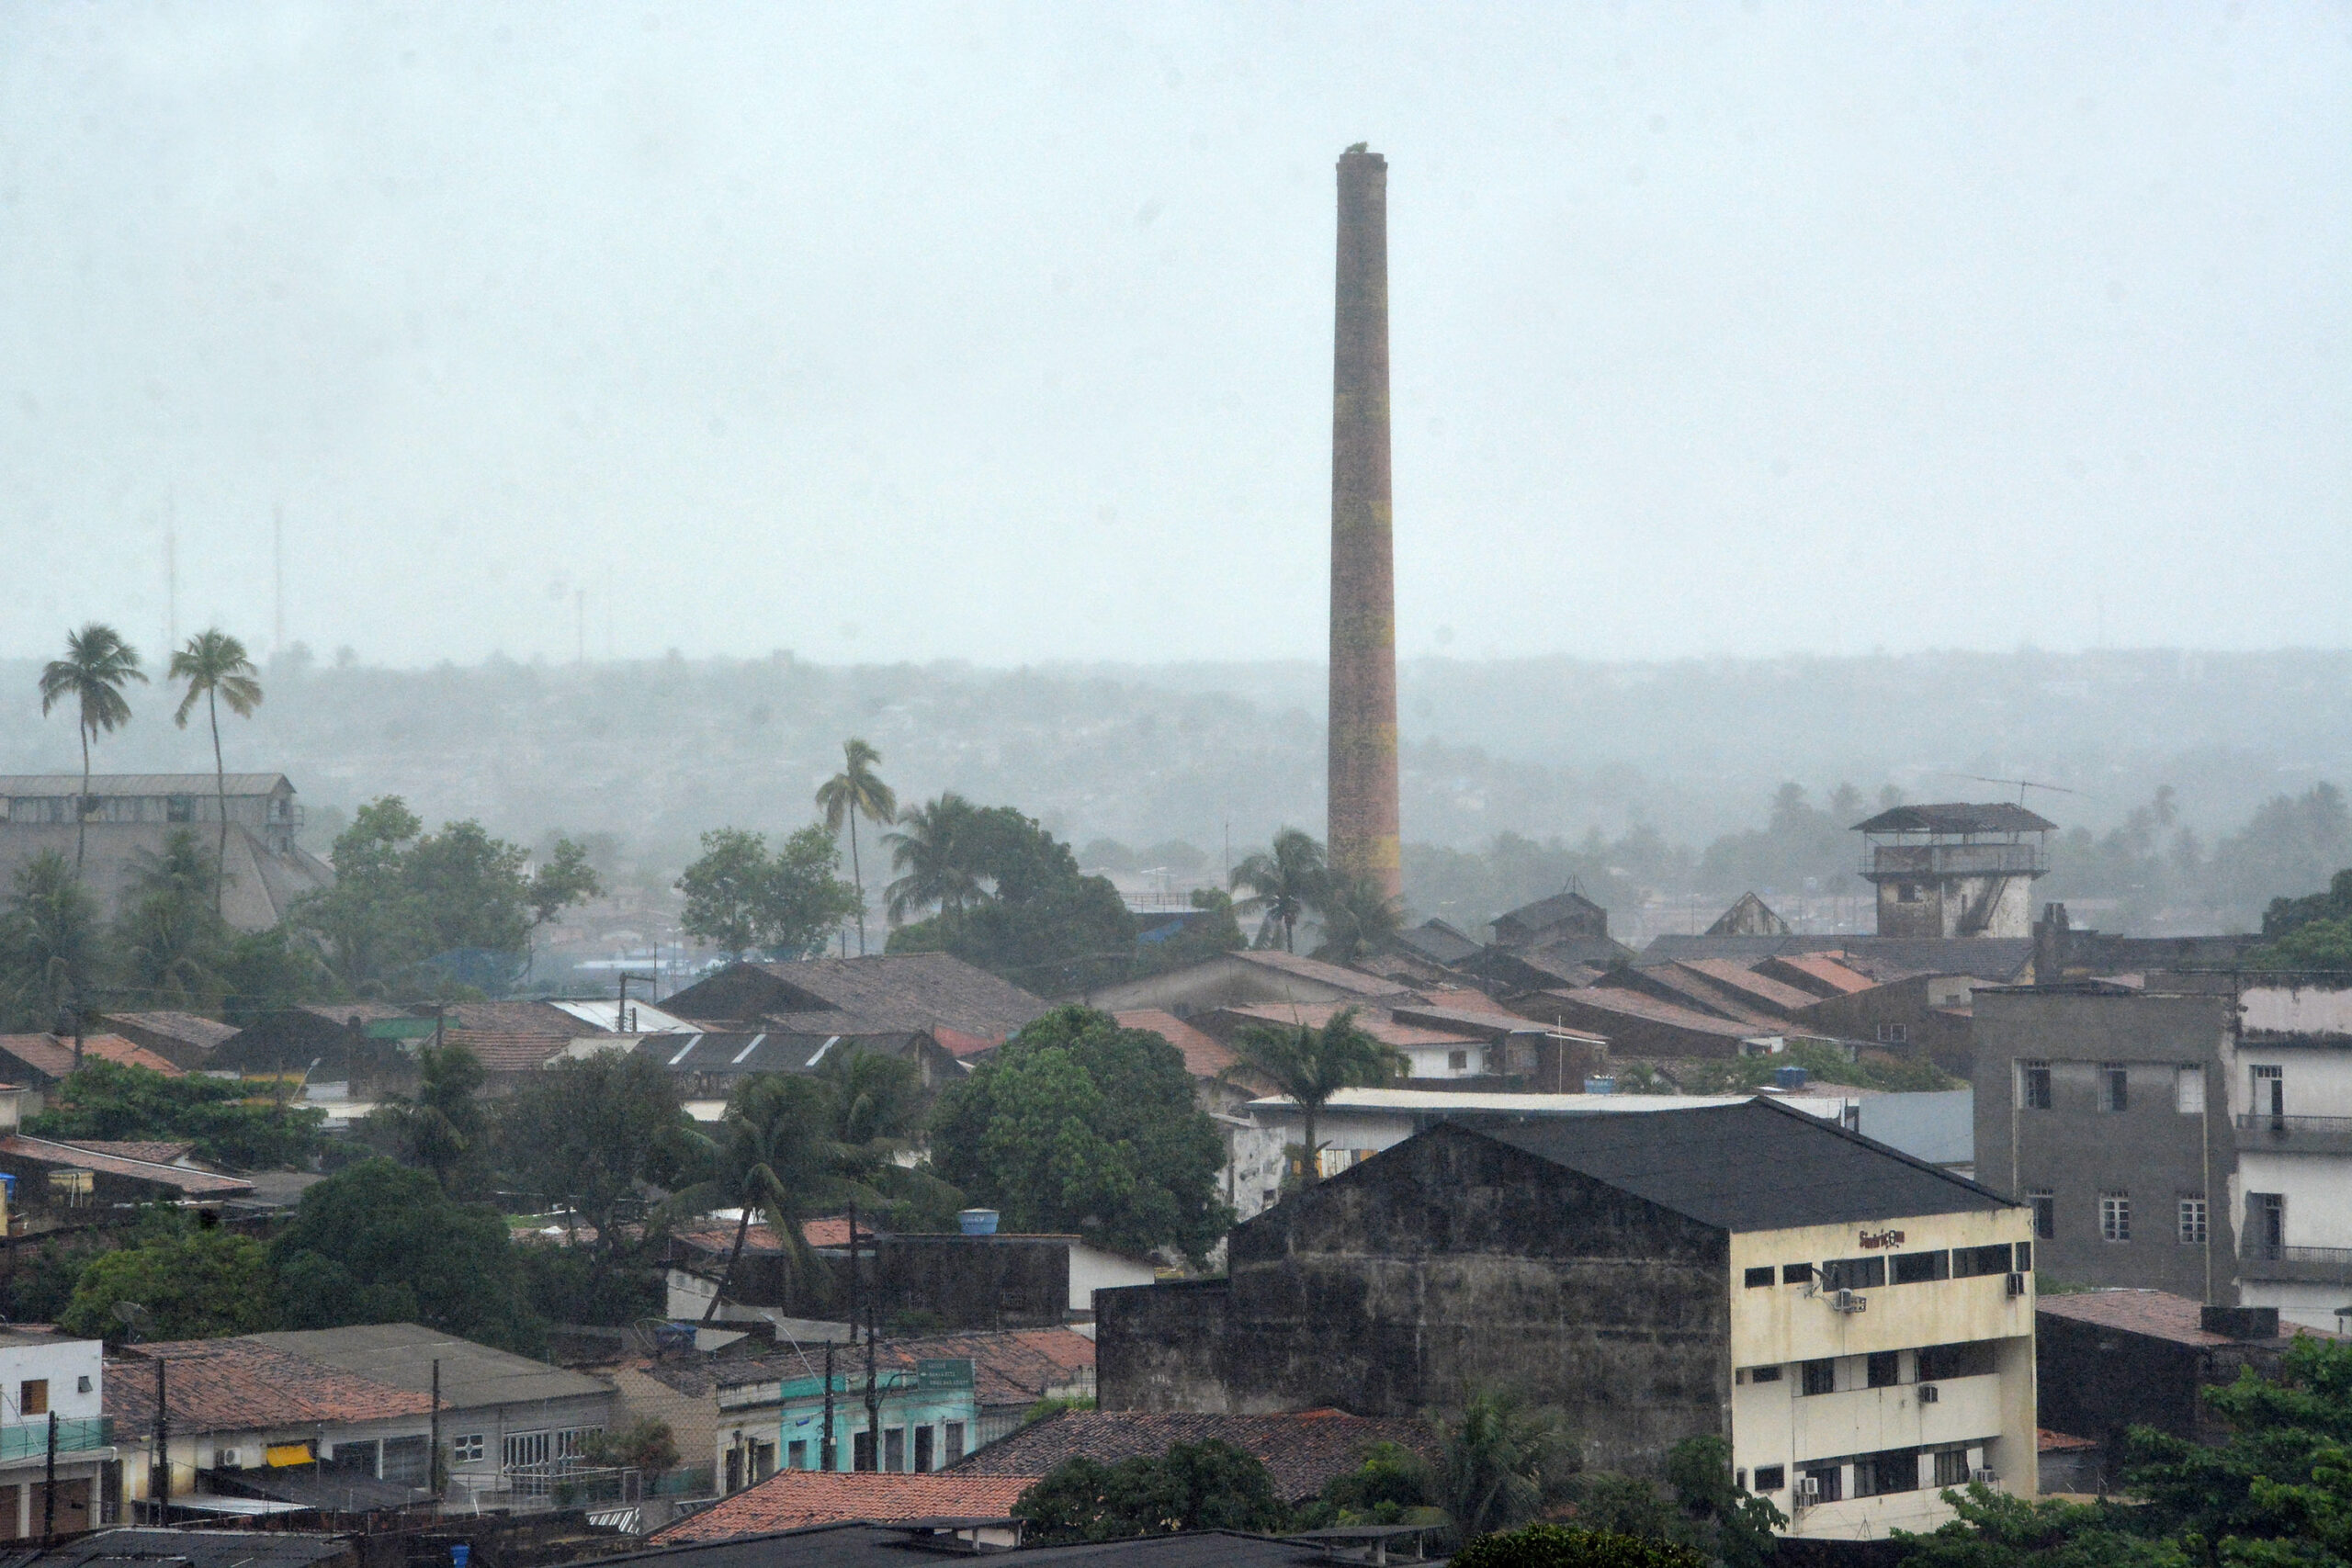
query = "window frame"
xmin=2027 ymin=1190 xmax=2055 ymax=1241
xmin=2099 ymin=1064 xmax=2130 ymax=1113
xmin=2177 ymin=1196 xmax=2208 ymax=1246
xmin=2018 ymin=1060 xmax=2052 ymax=1111
xmin=2100 ymin=1191 xmax=2132 ymax=1243
xmin=2176 ymin=1066 xmax=2206 ymax=1114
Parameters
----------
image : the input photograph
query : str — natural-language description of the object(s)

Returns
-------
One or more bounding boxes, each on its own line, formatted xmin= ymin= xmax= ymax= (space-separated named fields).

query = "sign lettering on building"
xmin=1858 ymin=1229 xmax=1905 ymax=1250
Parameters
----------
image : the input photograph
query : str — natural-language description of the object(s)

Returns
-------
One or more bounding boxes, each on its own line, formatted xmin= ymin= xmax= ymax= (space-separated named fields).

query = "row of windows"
xmin=2015 ymin=1061 xmax=2210 ymax=1113
xmin=1743 ymin=1244 xmax=2029 ymax=1292
xmin=2025 ymin=1190 xmax=2209 ymax=1245
xmin=1738 ymin=1341 xmax=2000 ymax=1396
xmin=1746 ymin=1447 xmax=1976 ymax=1500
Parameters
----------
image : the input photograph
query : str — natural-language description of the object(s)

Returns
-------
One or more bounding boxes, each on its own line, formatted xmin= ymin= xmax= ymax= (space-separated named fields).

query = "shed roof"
xmin=0 ymin=1136 xmax=251 ymax=1195
xmin=1852 ymin=802 xmax=2057 ymax=834
xmin=0 ymin=773 xmax=294 ymax=797
xmin=246 ymin=1323 xmax=610 ymax=1406
xmin=111 ymin=1339 xmax=434 ymax=1429
xmin=1479 ymin=1097 xmax=2012 ymax=1233
xmin=0 ymin=1033 xmax=185 ymax=1081
xmin=1222 ymin=951 xmax=1414 ymax=998
xmin=0 ymin=1528 xmax=356 ymax=1568
xmin=99 ymin=1011 xmax=241 ymax=1053
xmin=649 ymin=1471 xmax=1038 ymax=1542
xmin=2034 ymin=1289 xmax=2345 ymax=1348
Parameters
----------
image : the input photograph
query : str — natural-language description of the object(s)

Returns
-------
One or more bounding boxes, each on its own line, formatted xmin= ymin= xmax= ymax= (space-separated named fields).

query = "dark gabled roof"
xmin=1394 ymin=919 xmax=1482 ymax=966
xmin=1851 ymin=802 xmax=2057 ymax=835
xmin=1477 ymin=1098 xmax=2013 ymax=1233
xmin=670 ymin=954 xmax=1050 ymax=1040
xmin=1493 ymin=890 xmax=1605 ymax=933
xmin=1639 ymin=934 xmax=2034 ymax=983
xmin=635 ymin=1031 xmax=925 ymax=1077
xmin=0 ymin=1529 xmax=354 ymax=1568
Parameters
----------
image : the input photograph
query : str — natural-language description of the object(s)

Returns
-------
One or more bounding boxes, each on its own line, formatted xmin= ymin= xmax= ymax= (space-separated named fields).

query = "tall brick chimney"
xmin=1327 ymin=143 xmax=1402 ymax=903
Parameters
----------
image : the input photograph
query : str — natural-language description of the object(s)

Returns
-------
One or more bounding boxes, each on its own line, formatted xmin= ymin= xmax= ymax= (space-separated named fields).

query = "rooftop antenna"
xmin=1950 ymin=774 xmax=2082 ymax=807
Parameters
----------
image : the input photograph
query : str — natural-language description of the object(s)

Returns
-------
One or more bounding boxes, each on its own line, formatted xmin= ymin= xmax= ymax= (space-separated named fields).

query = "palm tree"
xmin=116 ymin=830 xmax=226 ymax=1007
xmin=1229 ymin=828 xmax=1327 ymax=953
xmin=1225 ymin=1008 xmax=1404 ymax=1186
xmin=2 ymin=851 xmax=99 ymax=1029
xmin=815 ymin=738 xmax=898 ymax=956
xmin=1313 ymin=872 xmax=1405 ymax=964
xmin=169 ymin=629 xmax=265 ymax=913
xmin=676 ymin=1072 xmax=885 ymax=1322
xmin=1430 ymin=1389 xmax=1567 ymax=1538
xmin=38 ymin=625 xmax=147 ymax=876
xmin=884 ymin=793 xmax=987 ymax=924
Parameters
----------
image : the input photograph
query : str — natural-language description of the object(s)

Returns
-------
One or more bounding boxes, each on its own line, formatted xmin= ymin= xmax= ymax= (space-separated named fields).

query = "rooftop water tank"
xmin=958 ymin=1208 xmax=1001 ymax=1236
xmin=1583 ymin=1076 xmax=1616 ymax=1095
xmin=1774 ymin=1065 xmax=1810 ymax=1091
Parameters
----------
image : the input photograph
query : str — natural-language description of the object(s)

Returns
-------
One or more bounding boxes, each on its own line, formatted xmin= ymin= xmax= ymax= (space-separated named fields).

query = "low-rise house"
xmin=637 ymin=1030 xmax=967 ymax=1122
xmin=662 ymin=956 xmax=1051 ymax=1058
xmin=0 ymin=1327 xmax=116 ymax=1539
xmin=110 ymin=1325 xmax=615 ymax=1510
xmin=712 ymin=1328 xmax=1095 ymax=1489
xmin=1081 ymin=951 xmax=1412 ymax=1019
xmin=0 ymin=1136 xmax=253 ymax=1226
xmin=2035 ymin=1290 xmax=2343 ymax=1474
xmin=0 ymin=1034 xmax=183 ymax=1114
xmin=1510 ymin=985 xmax=1770 ymax=1059
xmin=649 ymin=1470 xmax=1036 ymax=1545
xmin=947 ymin=1408 xmax=1432 ymax=1506
xmin=1101 ymin=1100 xmax=2040 ymax=1540
xmin=96 ymin=1013 xmax=240 ymax=1072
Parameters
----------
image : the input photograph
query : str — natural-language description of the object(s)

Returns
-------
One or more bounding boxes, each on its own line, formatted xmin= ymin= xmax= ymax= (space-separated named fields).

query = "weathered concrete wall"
xmin=1120 ymin=1122 xmax=1733 ymax=1476
xmin=879 ymin=1235 xmax=1070 ymax=1331
xmin=1098 ymin=1280 xmax=1235 ymax=1412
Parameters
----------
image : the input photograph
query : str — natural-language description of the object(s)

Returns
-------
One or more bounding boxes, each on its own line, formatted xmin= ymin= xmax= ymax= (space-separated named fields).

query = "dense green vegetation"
xmin=1016 ymin=1438 xmax=1292 ymax=1543
xmin=28 ymin=1059 xmax=326 ymax=1168
xmin=2251 ymin=866 xmax=2352 ymax=972
xmin=1679 ymin=1040 xmax=1961 ymax=1096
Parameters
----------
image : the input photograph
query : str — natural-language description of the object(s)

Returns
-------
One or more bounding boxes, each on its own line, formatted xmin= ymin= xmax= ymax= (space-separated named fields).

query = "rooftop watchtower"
xmin=1853 ymin=802 xmax=2054 ymax=940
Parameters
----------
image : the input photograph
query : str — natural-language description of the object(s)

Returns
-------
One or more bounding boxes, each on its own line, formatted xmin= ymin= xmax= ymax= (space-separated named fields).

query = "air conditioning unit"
xmin=1831 ymin=1288 xmax=1868 ymax=1314
xmin=1971 ymin=1468 xmax=2001 ymax=1489
xmin=213 ymin=1448 xmax=242 ymax=1470
xmin=2006 ymin=1271 xmax=2027 ymax=1298
xmin=1794 ymin=1476 xmax=1821 ymax=1507
xmin=1917 ymin=1383 xmax=1939 ymax=1404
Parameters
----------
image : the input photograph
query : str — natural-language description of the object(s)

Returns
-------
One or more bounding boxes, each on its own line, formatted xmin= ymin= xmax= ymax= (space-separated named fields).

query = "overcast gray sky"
xmin=4 ymin=3 xmax=2345 ymax=669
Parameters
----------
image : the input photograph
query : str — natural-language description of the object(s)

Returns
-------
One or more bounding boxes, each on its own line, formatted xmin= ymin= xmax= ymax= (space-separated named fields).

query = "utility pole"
xmin=820 ymin=1341 xmax=837 ymax=1472
xmin=430 ymin=1359 xmax=442 ymax=1498
xmin=863 ymin=1292 xmax=880 ymax=1473
xmin=845 ymin=1201 xmax=859 ymax=1347
xmin=43 ymin=1411 xmax=55 ymax=1537
xmin=152 ymin=1359 xmax=169 ymax=1519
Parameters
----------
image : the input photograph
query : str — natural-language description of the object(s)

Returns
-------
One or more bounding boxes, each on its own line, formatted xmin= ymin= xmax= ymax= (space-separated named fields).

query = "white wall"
xmin=1069 ymin=1246 xmax=1156 ymax=1314
xmin=0 ymin=1338 xmax=103 ymax=1426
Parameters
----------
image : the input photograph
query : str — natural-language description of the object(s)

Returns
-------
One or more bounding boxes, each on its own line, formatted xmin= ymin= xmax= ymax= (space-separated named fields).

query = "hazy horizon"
xmin=5 ymin=3 xmax=2346 ymax=669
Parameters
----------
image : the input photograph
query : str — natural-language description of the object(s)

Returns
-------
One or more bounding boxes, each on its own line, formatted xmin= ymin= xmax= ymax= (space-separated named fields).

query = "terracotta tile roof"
xmin=1768 ymin=953 xmax=1879 ymax=996
xmin=109 ymin=1339 xmax=435 ymax=1430
xmin=650 ymin=1470 xmax=1037 ymax=1541
xmin=438 ymin=1000 xmax=588 ymax=1036
xmin=1673 ymin=960 xmax=1824 ymax=1016
xmin=295 ymin=1002 xmax=420 ymax=1026
xmin=2036 ymin=1288 xmax=2346 ymax=1348
xmin=1533 ymin=987 xmax=1762 ymax=1039
xmin=0 ymin=1136 xmax=252 ymax=1195
xmin=1226 ymin=951 xmax=1414 ymax=998
xmin=62 ymin=1139 xmax=196 ymax=1165
xmin=949 ymin=1408 xmax=1433 ymax=1504
xmin=1212 ymin=1003 xmax=1483 ymax=1049
xmin=1113 ymin=1010 xmax=1239 ymax=1079
xmin=440 ymin=1031 xmax=576 ymax=1072
xmin=928 ymin=1026 xmax=1009 ymax=1058
xmin=1410 ymin=987 xmax=1526 ymax=1021
xmin=675 ymin=1222 xmax=788 ymax=1258
xmin=801 ymin=1216 xmax=881 ymax=1250
xmin=2038 ymin=1429 xmax=2098 ymax=1453
xmin=0 ymin=1033 xmax=186 ymax=1080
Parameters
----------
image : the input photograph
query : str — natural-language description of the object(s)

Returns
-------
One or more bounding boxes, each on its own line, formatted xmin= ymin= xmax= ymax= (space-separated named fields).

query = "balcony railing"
xmin=2242 ymin=1243 xmax=2352 ymax=1282
xmin=2236 ymin=1113 xmax=2352 ymax=1146
xmin=0 ymin=1416 xmax=110 ymax=1462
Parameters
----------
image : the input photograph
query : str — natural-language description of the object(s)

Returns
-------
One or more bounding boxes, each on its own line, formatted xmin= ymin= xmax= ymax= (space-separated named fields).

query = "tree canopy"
xmin=28 ymin=1059 xmax=325 ymax=1169
xmin=930 ymin=1005 xmax=1227 ymax=1262
xmin=1015 ymin=1438 xmax=1290 ymax=1544
xmin=59 ymin=1216 xmax=274 ymax=1343
xmin=886 ymin=798 xmax=1136 ymax=992
xmin=675 ymin=825 xmax=862 ymax=959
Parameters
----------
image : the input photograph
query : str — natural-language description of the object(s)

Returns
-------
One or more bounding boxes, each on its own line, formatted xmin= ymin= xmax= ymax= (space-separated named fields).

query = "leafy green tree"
xmin=272 ymin=1157 xmax=540 ymax=1352
xmin=28 ymin=1059 xmax=325 ymax=1168
xmin=2252 ymin=867 xmax=2352 ymax=972
xmin=1230 ymin=828 xmax=1328 ymax=953
xmin=60 ymin=1221 xmax=275 ymax=1342
xmin=675 ymin=826 xmax=862 ymax=960
xmin=582 ymin=1419 xmax=680 ymax=1473
xmin=1894 ymin=1486 xmax=2188 ymax=1568
xmin=1310 ymin=1440 xmax=1442 ymax=1528
xmin=1450 ymin=1523 xmax=1706 ymax=1568
xmin=1679 ymin=1039 xmax=1959 ymax=1096
xmin=930 ymin=1005 xmax=1228 ymax=1262
xmin=498 ymin=1051 xmax=695 ymax=1293
xmin=364 ymin=1043 xmax=487 ymax=1191
xmin=816 ymin=737 xmax=898 ymax=956
xmin=167 ymin=629 xmax=263 ymax=910
xmin=1015 ymin=1438 xmax=1290 ymax=1543
xmin=0 ymin=851 xmax=100 ymax=1030
xmin=886 ymin=802 xmax=1136 ymax=992
xmin=1313 ymin=871 xmax=1406 ymax=964
xmin=216 ymin=923 xmax=338 ymax=1024
xmin=38 ymin=624 xmax=147 ymax=876
xmin=1227 ymin=1010 xmax=1404 ymax=1184
xmin=1661 ymin=1436 xmax=1784 ymax=1568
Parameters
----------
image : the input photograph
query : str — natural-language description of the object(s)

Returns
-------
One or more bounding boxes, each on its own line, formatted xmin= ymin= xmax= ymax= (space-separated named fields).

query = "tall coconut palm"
xmin=884 ymin=792 xmax=987 ymax=924
xmin=169 ymin=629 xmax=265 ymax=913
xmin=1228 ymin=828 xmax=1328 ymax=953
xmin=1224 ymin=1008 xmax=1404 ymax=1186
xmin=815 ymin=738 xmax=897 ymax=956
xmin=1312 ymin=872 xmax=1405 ymax=964
xmin=38 ymin=625 xmax=147 ymax=876
xmin=3 ymin=850 xmax=99 ymax=1028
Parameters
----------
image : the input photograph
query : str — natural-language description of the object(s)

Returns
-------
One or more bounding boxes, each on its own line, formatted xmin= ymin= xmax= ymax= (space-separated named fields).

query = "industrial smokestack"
xmin=1327 ymin=143 xmax=1402 ymax=904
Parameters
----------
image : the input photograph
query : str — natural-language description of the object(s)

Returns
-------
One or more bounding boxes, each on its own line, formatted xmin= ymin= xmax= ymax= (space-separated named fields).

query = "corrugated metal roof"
xmin=1852 ymin=802 xmax=2057 ymax=834
xmin=0 ymin=773 xmax=292 ymax=795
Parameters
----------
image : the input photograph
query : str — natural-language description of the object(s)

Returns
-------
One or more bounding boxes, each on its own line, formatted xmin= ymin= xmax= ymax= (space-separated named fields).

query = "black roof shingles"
xmin=1475 ymin=1098 xmax=2013 ymax=1233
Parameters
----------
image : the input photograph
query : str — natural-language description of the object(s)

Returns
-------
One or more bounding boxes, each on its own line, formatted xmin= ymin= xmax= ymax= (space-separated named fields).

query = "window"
xmin=166 ymin=795 xmax=195 ymax=823
xmin=382 ymin=1436 xmax=430 ymax=1486
xmin=1917 ymin=1340 xmax=1998 ymax=1381
xmin=944 ymin=1423 xmax=967 ymax=1466
xmin=2250 ymin=1192 xmax=2285 ymax=1256
xmin=1858 ymin=1449 xmax=1920 ymax=1496
xmin=1822 ymin=1256 xmax=1886 ymax=1292
xmin=1801 ymin=1359 xmax=1837 ymax=1396
xmin=1933 ymin=1449 xmax=1972 ymax=1488
xmin=1782 ymin=1263 xmax=1814 ymax=1285
xmin=2099 ymin=1064 xmax=2130 ymax=1112
xmin=2176 ymin=1067 xmax=2206 ymax=1114
xmin=452 ymin=1435 xmax=485 ymax=1464
xmin=1753 ymin=1465 xmax=1786 ymax=1493
xmin=1897 ymin=882 xmax=1920 ymax=903
xmin=1748 ymin=1364 xmax=1782 ymax=1383
xmin=884 ymin=1427 xmax=905 ymax=1472
xmin=2014 ymin=1242 xmax=2033 ymax=1273
xmin=1953 ymin=1242 xmax=2012 ymax=1275
xmin=2252 ymin=1065 xmax=2284 ymax=1119
xmin=503 ymin=1431 xmax=550 ymax=1470
xmin=914 ymin=1427 xmax=935 ymax=1472
xmin=853 ymin=1431 xmax=876 ymax=1472
xmin=1893 ymin=1250 xmax=1951 ymax=1285
xmin=1744 ymin=1266 xmax=1775 ymax=1288
xmin=1877 ymin=1021 xmax=1910 ymax=1045
xmin=2178 ymin=1197 xmax=2208 ymax=1246
xmin=749 ymin=1439 xmax=775 ymax=1484
xmin=1802 ymin=1464 xmax=1843 ymax=1502
xmin=2100 ymin=1192 xmax=2132 ymax=1242
xmin=787 ymin=1440 xmax=808 ymax=1471
xmin=2018 ymin=1061 xmax=2052 ymax=1111
xmin=1446 ymin=1050 xmax=1469 ymax=1072
xmin=1867 ymin=1352 xmax=1901 ymax=1389
xmin=2028 ymin=1191 xmax=2055 ymax=1240
xmin=18 ymin=1380 xmax=46 ymax=1417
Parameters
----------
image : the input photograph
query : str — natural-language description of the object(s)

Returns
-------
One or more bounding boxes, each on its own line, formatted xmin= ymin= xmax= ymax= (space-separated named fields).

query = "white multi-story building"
xmin=0 ymin=1328 xmax=116 ymax=1539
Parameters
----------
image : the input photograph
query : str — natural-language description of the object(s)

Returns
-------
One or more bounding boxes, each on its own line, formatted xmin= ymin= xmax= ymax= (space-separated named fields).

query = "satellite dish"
xmin=111 ymin=1302 xmax=150 ymax=1326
